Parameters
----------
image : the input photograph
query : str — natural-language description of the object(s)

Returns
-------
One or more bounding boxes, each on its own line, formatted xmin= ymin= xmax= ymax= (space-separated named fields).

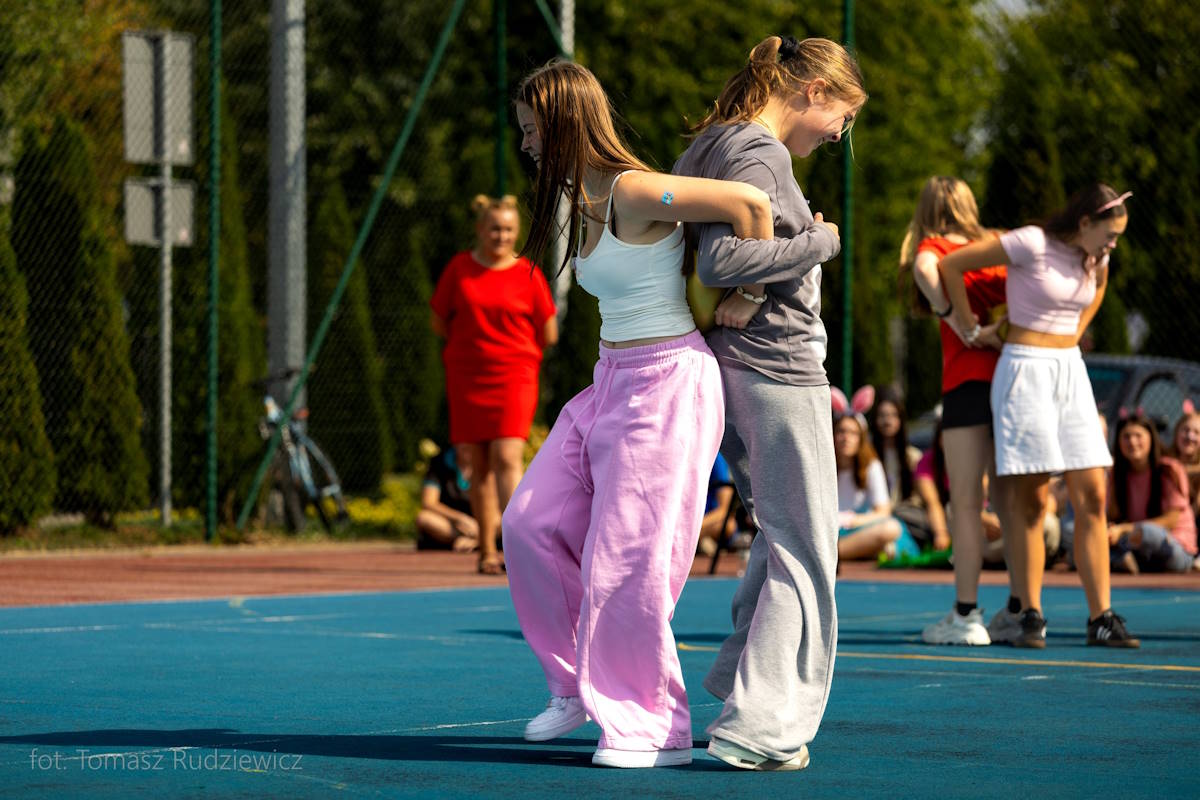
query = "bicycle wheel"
xmin=262 ymin=451 xmax=307 ymax=533
xmin=295 ymin=432 xmax=349 ymax=532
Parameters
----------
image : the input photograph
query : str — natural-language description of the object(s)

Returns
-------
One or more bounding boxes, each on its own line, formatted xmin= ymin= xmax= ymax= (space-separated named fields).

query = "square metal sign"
xmin=123 ymin=31 xmax=194 ymax=166
xmin=124 ymin=179 xmax=195 ymax=247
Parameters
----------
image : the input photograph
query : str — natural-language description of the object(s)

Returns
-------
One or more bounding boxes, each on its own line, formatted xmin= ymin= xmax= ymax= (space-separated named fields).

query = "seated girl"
xmin=1166 ymin=408 xmax=1200 ymax=520
xmin=1107 ymin=413 xmax=1199 ymax=574
xmin=833 ymin=401 xmax=921 ymax=562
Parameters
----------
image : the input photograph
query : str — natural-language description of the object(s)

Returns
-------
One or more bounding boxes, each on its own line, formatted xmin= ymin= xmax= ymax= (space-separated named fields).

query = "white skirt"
xmin=990 ymin=344 xmax=1112 ymax=476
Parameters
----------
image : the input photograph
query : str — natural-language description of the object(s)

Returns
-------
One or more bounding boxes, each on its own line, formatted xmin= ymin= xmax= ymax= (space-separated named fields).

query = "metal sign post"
xmin=123 ymin=30 xmax=195 ymax=527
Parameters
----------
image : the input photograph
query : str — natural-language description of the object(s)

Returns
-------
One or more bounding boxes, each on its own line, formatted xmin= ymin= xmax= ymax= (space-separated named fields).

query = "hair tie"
xmin=778 ymin=35 xmax=800 ymax=61
xmin=1095 ymin=191 xmax=1132 ymax=215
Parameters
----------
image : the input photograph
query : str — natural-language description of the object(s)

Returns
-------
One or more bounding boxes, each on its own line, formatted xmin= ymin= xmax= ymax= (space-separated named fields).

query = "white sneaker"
xmin=707 ymin=737 xmax=809 ymax=771
xmin=592 ymin=747 xmax=692 ymax=768
xmin=987 ymin=608 xmax=1022 ymax=644
xmin=523 ymin=696 xmax=589 ymax=742
xmin=922 ymin=608 xmax=991 ymax=646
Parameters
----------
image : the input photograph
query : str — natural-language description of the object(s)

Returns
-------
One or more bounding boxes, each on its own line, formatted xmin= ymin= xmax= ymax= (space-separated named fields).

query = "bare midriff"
xmin=1004 ymin=322 xmax=1079 ymax=349
xmin=601 ymin=332 xmax=694 ymax=350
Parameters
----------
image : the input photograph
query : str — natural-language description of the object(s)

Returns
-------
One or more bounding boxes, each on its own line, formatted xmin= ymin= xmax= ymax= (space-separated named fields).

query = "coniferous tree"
xmin=12 ymin=117 xmax=149 ymax=524
xmin=307 ymin=180 xmax=394 ymax=492
xmin=0 ymin=218 xmax=56 ymax=532
xmin=176 ymin=101 xmax=267 ymax=519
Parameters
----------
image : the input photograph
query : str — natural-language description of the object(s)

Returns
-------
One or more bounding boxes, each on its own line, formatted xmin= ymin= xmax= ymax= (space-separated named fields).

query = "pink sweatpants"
xmin=502 ymin=331 xmax=724 ymax=751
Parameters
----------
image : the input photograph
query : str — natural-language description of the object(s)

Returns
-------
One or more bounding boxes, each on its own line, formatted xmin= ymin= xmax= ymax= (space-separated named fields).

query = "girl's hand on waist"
xmin=714 ymin=285 xmax=766 ymax=329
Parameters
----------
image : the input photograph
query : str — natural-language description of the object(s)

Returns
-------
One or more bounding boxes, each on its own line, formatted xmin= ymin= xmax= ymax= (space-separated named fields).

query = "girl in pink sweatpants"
xmin=503 ymin=333 xmax=723 ymax=754
xmin=507 ymin=58 xmax=771 ymax=769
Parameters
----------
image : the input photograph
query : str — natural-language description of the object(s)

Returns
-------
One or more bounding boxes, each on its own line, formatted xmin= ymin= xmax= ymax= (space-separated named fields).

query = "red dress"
xmin=918 ymin=237 xmax=1007 ymax=394
xmin=431 ymin=252 xmax=556 ymax=444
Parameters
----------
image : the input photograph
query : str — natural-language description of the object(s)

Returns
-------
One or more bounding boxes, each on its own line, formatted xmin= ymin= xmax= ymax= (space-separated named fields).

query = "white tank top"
xmin=574 ymin=171 xmax=697 ymax=342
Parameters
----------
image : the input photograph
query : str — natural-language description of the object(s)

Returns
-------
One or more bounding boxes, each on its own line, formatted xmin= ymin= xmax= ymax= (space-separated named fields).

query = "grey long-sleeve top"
xmin=672 ymin=123 xmax=840 ymax=386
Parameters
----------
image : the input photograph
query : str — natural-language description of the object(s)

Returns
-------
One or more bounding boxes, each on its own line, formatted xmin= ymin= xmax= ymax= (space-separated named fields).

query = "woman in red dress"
xmin=431 ymin=195 xmax=558 ymax=573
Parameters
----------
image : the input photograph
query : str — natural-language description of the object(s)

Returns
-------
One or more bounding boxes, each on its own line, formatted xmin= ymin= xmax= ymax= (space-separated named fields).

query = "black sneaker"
xmin=1012 ymin=609 xmax=1047 ymax=649
xmin=1087 ymin=610 xmax=1141 ymax=648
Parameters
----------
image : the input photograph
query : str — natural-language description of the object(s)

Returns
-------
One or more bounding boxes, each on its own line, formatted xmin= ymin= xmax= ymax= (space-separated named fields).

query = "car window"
xmin=1086 ymin=365 xmax=1129 ymax=415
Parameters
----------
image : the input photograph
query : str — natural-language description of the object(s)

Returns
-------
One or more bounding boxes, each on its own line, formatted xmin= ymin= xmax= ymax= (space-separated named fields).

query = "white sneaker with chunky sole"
xmin=922 ymin=608 xmax=991 ymax=645
xmin=591 ymin=748 xmax=692 ymax=768
xmin=523 ymin=696 xmax=588 ymax=742
xmin=707 ymin=738 xmax=809 ymax=771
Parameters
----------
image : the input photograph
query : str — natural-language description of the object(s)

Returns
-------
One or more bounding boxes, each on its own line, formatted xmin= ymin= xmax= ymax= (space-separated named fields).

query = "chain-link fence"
xmin=1 ymin=0 xmax=1197 ymax=536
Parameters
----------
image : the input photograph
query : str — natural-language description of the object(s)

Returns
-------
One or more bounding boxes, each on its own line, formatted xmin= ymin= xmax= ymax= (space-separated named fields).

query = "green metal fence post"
xmin=532 ymin=0 xmax=566 ymax=55
xmin=206 ymin=0 xmax=221 ymax=542
xmin=235 ymin=0 xmax=470 ymax=531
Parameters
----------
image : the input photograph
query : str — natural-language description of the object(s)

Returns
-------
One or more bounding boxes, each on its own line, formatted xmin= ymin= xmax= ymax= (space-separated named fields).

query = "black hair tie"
xmin=778 ymin=35 xmax=800 ymax=61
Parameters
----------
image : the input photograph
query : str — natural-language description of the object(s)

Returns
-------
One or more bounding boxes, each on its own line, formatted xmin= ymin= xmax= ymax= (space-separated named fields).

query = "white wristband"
xmin=736 ymin=287 xmax=767 ymax=305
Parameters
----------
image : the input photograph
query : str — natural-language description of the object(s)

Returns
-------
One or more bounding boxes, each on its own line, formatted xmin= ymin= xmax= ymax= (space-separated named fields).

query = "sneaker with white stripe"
xmin=1087 ymin=610 xmax=1140 ymax=648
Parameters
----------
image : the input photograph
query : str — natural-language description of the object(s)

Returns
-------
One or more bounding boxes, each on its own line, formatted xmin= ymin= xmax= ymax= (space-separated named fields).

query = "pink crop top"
xmin=999 ymin=225 xmax=1103 ymax=335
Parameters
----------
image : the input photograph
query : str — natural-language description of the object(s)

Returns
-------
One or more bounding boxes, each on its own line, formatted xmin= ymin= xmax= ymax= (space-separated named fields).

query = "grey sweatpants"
xmin=703 ymin=366 xmax=839 ymax=761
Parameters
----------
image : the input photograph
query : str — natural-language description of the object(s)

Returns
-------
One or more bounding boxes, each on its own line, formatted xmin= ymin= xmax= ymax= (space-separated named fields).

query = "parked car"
xmin=1083 ymin=352 xmax=1200 ymax=445
xmin=907 ymin=352 xmax=1200 ymax=452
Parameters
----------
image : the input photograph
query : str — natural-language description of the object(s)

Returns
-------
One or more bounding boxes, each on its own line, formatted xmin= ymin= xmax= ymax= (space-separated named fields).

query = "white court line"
xmin=0 ymin=624 xmax=123 ymax=635
xmin=1097 ymin=678 xmax=1200 ymax=690
xmin=0 ymin=613 xmax=352 ymax=636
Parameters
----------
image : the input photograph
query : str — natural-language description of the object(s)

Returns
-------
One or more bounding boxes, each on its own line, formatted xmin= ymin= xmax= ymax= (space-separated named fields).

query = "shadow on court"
xmin=0 ymin=730 xmax=607 ymax=767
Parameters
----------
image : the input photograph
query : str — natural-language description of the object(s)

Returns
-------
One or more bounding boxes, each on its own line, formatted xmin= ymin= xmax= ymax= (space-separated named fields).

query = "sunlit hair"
xmin=898 ymin=176 xmax=986 ymax=314
xmin=515 ymin=60 xmax=652 ymax=276
xmin=471 ymin=193 xmax=519 ymax=223
xmin=835 ymin=414 xmax=878 ymax=490
xmin=1111 ymin=414 xmax=1169 ymax=523
xmin=1167 ymin=411 xmax=1200 ymax=466
xmin=692 ymin=36 xmax=867 ymax=136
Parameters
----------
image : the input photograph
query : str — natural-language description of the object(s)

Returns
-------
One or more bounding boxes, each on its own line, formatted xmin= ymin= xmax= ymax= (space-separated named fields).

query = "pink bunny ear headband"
xmin=1183 ymin=398 xmax=1196 ymax=415
xmin=831 ymin=385 xmax=876 ymax=428
xmin=1117 ymin=405 xmax=1146 ymax=420
xmin=1095 ymin=191 xmax=1132 ymax=215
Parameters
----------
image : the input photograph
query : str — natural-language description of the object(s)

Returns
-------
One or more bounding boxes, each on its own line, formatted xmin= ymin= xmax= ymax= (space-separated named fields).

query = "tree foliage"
xmin=0 ymin=218 xmax=56 ymax=533
xmin=307 ymin=180 xmax=394 ymax=492
xmin=12 ymin=117 xmax=149 ymax=524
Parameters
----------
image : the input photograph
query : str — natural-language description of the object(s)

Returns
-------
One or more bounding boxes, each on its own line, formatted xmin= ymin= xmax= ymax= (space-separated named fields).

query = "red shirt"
xmin=918 ymin=237 xmax=1007 ymax=393
xmin=430 ymin=252 xmax=556 ymax=377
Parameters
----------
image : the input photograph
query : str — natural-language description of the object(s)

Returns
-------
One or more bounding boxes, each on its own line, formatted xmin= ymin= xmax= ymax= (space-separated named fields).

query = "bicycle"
xmin=256 ymin=369 xmax=350 ymax=533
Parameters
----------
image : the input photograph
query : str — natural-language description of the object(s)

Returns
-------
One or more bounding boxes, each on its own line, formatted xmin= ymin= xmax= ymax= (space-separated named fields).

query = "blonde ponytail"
xmin=693 ymin=36 xmax=866 ymax=134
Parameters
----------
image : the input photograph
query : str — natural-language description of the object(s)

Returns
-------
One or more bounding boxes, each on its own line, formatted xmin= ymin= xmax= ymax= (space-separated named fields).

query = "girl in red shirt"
xmin=899 ymin=177 xmax=1012 ymax=646
xmin=430 ymin=195 xmax=558 ymax=574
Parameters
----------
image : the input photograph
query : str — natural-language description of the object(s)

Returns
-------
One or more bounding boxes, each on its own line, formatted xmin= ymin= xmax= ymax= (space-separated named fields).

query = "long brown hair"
xmin=898 ymin=176 xmax=987 ymax=314
xmin=515 ymin=60 xmax=652 ymax=275
xmin=692 ymin=35 xmax=866 ymax=134
xmin=1111 ymin=414 xmax=1173 ymax=522
xmin=835 ymin=414 xmax=879 ymax=490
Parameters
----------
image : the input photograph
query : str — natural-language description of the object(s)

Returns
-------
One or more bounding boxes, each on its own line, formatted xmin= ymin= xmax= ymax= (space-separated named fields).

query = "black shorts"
xmin=942 ymin=380 xmax=992 ymax=429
